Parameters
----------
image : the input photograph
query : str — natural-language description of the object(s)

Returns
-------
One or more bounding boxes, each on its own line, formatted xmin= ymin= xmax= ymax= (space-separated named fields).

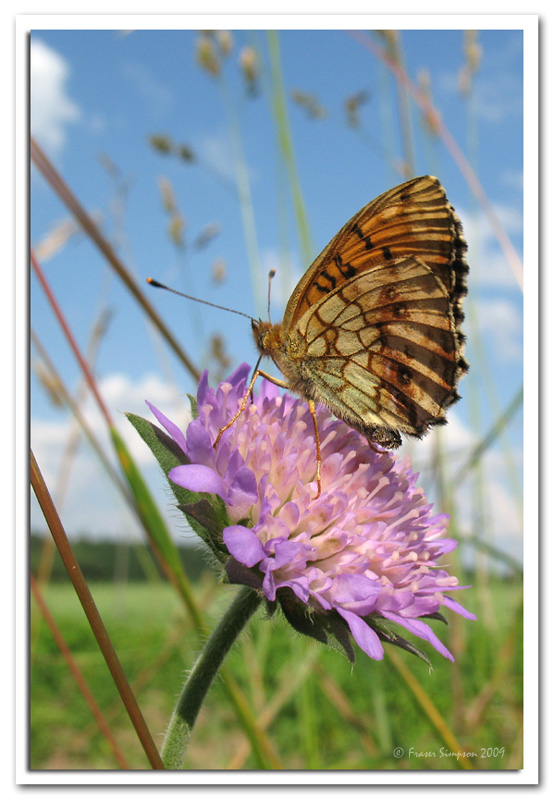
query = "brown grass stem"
xmin=30 ymin=574 xmax=131 ymax=769
xmin=31 ymin=249 xmax=114 ymax=426
xmin=387 ymin=648 xmax=474 ymax=769
xmin=30 ymin=137 xmax=200 ymax=380
xmin=350 ymin=30 xmax=523 ymax=289
xmin=30 ymin=450 xmax=165 ymax=770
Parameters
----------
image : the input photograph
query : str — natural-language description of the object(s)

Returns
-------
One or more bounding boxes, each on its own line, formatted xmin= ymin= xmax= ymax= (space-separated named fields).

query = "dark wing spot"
xmin=382 ymin=246 xmax=393 ymax=261
xmin=320 ymin=269 xmax=337 ymax=289
xmin=397 ymin=366 xmax=412 ymax=386
xmin=392 ymin=302 xmax=406 ymax=317
xmin=428 ymin=353 xmax=440 ymax=372
xmin=314 ymin=281 xmax=331 ymax=294
xmin=458 ymin=356 xmax=470 ymax=373
xmin=389 ymin=384 xmax=421 ymax=431
xmin=344 ymin=262 xmax=357 ymax=278
xmin=334 ymin=253 xmax=356 ymax=278
xmin=437 ymin=328 xmax=455 ymax=353
xmin=364 ymin=235 xmax=374 ymax=250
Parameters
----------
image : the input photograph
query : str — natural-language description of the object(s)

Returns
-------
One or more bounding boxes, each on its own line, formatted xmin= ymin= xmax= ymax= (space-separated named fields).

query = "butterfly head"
xmin=252 ymin=319 xmax=281 ymax=357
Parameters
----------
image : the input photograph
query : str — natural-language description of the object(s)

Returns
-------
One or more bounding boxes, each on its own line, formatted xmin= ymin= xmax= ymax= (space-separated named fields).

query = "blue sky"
xmin=29 ymin=24 xmax=527 ymax=562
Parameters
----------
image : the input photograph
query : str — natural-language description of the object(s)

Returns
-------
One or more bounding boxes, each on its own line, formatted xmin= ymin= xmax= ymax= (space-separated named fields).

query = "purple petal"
xmin=269 ymin=538 xmax=307 ymax=569
xmin=259 ymin=378 xmax=282 ymax=402
xmin=196 ymin=370 xmax=211 ymax=407
xmin=377 ymin=589 xmax=416 ymax=614
xmin=337 ymin=608 xmax=384 ymax=660
xmin=227 ymin=362 xmax=252 ymax=389
xmin=146 ymin=401 xmax=188 ymax=455
xmin=399 ymin=595 xmax=440 ymax=616
xmin=279 ymin=502 xmax=300 ymax=530
xmin=227 ymin=466 xmax=259 ymax=507
xmin=169 ymin=464 xmax=226 ymax=498
xmin=261 ymin=569 xmax=277 ymax=601
xmin=224 ymin=525 xmax=265 ymax=567
xmin=441 ymin=595 xmax=477 ymax=620
xmin=381 ymin=611 xmax=454 ymax=661
xmin=186 ymin=419 xmax=215 ymax=463
xmin=329 ymin=573 xmax=381 ymax=615
xmin=433 ymin=537 xmax=458 ymax=555
xmin=274 ymin=576 xmax=311 ymax=604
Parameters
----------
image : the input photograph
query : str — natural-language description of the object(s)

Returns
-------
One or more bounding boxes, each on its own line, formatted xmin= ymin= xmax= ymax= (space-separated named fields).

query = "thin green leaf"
xmin=111 ymin=426 xmax=181 ymax=570
xmin=110 ymin=425 xmax=205 ymax=631
xmin=127 ymin=413 xmax=231 ymax=554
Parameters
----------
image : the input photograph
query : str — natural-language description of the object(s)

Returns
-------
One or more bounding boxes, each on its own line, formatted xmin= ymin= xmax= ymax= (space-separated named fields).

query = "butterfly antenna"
xmin=267 ymin=269 xmax=276 ymax=323
xmin=146 ymin=277 xmax=254 ymax=321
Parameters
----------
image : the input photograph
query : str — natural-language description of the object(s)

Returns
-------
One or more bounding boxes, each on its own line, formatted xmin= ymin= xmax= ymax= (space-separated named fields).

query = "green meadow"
xmin=30 ymin=539 xmax=522 ymax=770
xmin=30 ymin=28 xmax=526 ymax=773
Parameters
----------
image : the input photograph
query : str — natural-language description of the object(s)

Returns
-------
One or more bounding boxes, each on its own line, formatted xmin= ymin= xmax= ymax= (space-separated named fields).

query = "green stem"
xmin=267 ymin=30 xmax=313 ymax=267
xmin=161 ymin=587 xmax=262 ymax=769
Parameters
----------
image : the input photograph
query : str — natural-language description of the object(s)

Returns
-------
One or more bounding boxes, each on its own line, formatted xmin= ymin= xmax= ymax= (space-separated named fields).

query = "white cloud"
xmin=501 ymin=169 xmax=524 ymax=191
xmin=460 ymin=202 xmax=523 ymax=290
xmin=198 ymin=134 xmax=236 ymax=183
xmin=462 ymin=200 xmax=523 ymax=245
xmin=472 ymin=76 xmax=522 ymax=125
xmin=403 ymin=408 xmax=478 ymax=478
xmin=89 ymin=112 xmax=107 ymax=135
xmin=475 ymin=297 xmax=522 ymax=362
xmin=31 ymin=372 xmax=192 ymax=540
xmin=197 ymin=132 xmax=259 ymax=188
xmin=406 ymin=410 xmax=523 ymax=564
xmin=121 ymin=60 xmax=173 ymax=116
xmin=104 ymin=372 xmax=193 ymax=463
xmin=30 ymin=38 xmax=81 ymax=155
xmin=437 ymin=34 xmax=522 ymax=127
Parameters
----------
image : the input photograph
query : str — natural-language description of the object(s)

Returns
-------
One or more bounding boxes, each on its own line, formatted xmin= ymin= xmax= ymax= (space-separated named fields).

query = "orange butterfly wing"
xmin=291 ymin=257 xmax=461 ymax=443
xmin=274 ymin=176 xmax=468 ymax=446
xmin=282 ymin=175 xmax=467 ymax=336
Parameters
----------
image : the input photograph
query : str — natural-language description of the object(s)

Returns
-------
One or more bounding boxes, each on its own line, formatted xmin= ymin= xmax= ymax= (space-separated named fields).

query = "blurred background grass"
xmin=30 ymin=547 xmax=522 ymax=770
xmin=29 ymin=26 xmax=525 ymax=771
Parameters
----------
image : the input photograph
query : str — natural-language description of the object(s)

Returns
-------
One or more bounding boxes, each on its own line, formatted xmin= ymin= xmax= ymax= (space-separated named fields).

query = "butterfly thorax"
xmin=251 ymin=319 xmax=306 ymax=383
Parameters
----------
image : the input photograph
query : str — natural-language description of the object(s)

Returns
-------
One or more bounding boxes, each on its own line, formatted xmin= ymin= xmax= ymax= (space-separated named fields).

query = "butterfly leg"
xmin=213 ymin=370 xmax=322 ymax=500
xmin=251 ymin=376 xmax=322 ymax=499
xmin=308 ymin=399 xmax=322 ymax=499
xmin=213 ymin=369 xmax=291 ymax=449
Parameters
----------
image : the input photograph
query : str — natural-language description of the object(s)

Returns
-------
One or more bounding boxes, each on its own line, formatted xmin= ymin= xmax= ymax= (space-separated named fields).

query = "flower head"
xmin=147 ymin=364 xmax=475 ymax=663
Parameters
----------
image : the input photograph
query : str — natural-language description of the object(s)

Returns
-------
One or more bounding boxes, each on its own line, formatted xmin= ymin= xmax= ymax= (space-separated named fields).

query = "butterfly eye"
xmin=251 ymin=320 xmax=267 ymax=352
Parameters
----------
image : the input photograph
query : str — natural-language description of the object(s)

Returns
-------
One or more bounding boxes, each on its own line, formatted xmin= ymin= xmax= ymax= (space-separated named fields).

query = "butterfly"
xmin=214 ymin=175 xmax=469 ymax=496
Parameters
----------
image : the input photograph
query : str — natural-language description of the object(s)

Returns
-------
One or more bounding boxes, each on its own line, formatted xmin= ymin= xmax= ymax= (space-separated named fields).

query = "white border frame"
xmin=16 ymin=12 xmax=539 ymax=788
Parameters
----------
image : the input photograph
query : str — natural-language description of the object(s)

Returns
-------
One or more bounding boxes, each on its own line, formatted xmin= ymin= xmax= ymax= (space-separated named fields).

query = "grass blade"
xmin=30 ymin=574 xmax=131 ymax=769
xmin=30 ymin=450 xmax=165 ymax=770
xmin=30 ymin=137 xmax=200 ymax=380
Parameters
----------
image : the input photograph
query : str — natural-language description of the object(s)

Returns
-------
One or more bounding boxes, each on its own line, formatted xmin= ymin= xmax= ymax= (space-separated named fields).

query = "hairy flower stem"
xmin=161 ymin=587 xmax=262 ymax=769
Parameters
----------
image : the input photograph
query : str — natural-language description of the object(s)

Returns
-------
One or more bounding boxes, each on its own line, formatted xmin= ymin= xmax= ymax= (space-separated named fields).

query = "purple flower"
xmin=147 ymin=364 xmax=475 ymax=663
